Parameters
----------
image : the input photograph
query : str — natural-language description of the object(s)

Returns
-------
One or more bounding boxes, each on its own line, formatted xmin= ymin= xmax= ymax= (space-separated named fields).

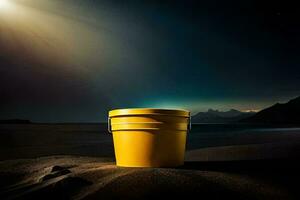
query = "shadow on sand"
xmin=182 ymin=159 xmax=300 ymax=172
xmin=180 ymin=159 xmax=300 ymax=199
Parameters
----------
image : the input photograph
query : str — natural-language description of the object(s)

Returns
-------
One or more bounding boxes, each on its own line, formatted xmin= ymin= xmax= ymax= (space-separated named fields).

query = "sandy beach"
xmin=1 ymin=124 xmax=300 ymax=199
xmin=1 ymin=156 xmax=299 ymax=200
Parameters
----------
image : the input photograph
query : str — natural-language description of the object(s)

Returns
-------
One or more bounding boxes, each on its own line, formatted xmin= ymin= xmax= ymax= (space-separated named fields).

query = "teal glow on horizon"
xmin=138 ymin=98 xmax=278 ymax=114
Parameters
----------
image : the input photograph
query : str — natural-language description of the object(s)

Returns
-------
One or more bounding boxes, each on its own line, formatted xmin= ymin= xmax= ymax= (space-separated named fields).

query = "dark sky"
xmin=0 ymin=0 xmax=299 ymax=122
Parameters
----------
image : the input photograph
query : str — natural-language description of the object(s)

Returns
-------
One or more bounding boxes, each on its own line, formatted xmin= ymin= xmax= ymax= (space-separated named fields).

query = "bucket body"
xmin=108 ymin=108 xmax=190 ymax=167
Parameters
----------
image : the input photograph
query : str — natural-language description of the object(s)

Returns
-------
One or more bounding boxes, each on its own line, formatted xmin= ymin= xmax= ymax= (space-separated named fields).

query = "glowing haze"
xmin=0 ymin=0 xmax=297 ymax=122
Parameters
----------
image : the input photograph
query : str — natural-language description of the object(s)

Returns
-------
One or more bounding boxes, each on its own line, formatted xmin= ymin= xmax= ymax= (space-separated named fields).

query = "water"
xmin=187 ymin=124 xmax=300 ymax=149
xmin=0 ymin=123 xmax=299 ymax=160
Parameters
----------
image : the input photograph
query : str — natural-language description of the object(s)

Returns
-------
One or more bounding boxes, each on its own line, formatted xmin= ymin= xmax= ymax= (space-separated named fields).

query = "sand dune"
xmin=0 ymin=155 xmax=299 ymax=200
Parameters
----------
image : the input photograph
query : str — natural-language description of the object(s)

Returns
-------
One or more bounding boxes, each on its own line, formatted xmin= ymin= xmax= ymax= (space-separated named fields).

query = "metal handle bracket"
xmin=108 ymin=117 xmax=112 ymax=133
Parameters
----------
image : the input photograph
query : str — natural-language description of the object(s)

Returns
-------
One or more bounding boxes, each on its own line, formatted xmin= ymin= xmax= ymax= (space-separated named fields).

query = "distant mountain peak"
xmin=241 ymin=96 xmax=300 ymax=124
xmin=288 ymin=96 xmax=300 ymax=103
xmin=192 ymin=109 xmax=256 ymax=123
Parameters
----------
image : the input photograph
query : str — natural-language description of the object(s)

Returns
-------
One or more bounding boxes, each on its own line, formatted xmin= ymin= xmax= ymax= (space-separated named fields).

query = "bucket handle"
xmin=188 ymin=115 xmax=192 ymax=132
xmin=108 ymin=116 xmax=191 ymax=133
xmin=108 ymin=117 xmax=112 ymax=133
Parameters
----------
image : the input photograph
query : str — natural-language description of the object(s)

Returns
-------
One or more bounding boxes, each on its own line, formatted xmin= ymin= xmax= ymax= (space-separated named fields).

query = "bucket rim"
xmin=109 ymin=108 xmax=190 ymax=117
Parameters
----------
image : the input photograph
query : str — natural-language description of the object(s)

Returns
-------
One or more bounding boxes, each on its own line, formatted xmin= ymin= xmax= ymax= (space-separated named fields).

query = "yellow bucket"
xmin=108 ymin=108 xmax=191 ymax=167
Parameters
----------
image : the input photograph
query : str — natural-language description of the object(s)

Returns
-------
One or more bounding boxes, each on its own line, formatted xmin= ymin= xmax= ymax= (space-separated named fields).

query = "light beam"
xmin=0 ymin=0 xmax=11 ymax=10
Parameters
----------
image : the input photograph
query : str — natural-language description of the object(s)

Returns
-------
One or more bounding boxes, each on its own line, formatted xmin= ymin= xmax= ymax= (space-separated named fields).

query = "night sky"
xmin=0 ymin=0 xmax=299 ymax=122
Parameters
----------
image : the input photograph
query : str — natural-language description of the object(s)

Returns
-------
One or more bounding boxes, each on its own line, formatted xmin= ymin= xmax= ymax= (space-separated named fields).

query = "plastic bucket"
xmin=108 ymin=108 xmax=191 ymax=167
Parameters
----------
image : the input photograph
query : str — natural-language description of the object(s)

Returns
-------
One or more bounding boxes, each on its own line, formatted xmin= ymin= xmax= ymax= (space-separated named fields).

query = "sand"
xmin=1 ymin=124 xmax=300 ymax=199
xmin=185 ymin=142 xmax=300 ymax=161
xmin=0 ymin=154 xmax=299 ymax=200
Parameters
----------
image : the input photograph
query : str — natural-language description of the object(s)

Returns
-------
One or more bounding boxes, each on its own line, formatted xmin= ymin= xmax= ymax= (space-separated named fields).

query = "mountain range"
xmin=1 ymin=96 xmax=299 ymax=125
xmin=192 ymin=96 xmax=300 ymax=124
xmin=241 ymin=96 xmax=300 ymax=124
xmin=192 ymin=109 xmax=256 ymax=123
